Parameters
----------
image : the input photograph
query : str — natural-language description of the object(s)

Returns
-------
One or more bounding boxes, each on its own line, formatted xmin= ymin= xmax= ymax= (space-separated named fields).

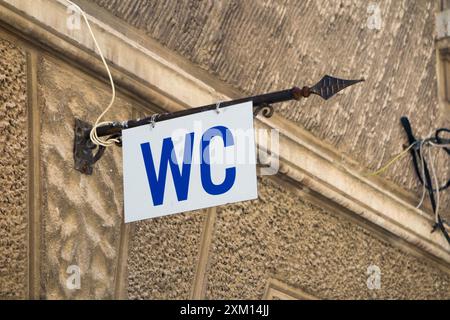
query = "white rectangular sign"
xmin=122 ymin=102 xmax=258 ymax=223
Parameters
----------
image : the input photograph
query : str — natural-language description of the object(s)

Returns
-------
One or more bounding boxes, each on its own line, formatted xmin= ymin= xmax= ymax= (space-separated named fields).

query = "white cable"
xmin=430 ymin=141 xmax=450 ymax=148
xmin=415 ymin=138 xmax=450 ymax=224
xmin=65 ymin=0 xmax=119 ymax=147
xmin=428 ymin=141 xmax=450 ymax=224
xmin=415 ymin=134 xmax=437 ymax=210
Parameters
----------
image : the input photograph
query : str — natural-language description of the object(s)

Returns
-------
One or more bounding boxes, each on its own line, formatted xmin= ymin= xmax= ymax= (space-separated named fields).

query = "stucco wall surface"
xmin=38 ymin=56 xmax=207 ymax=300
xmin=1 ymin=1 xmax=450 ymax=300
xmin=206 ymin=177 xmax=450 ymax=300
xmin=0 ymin=38 xmax=28 ymax=299
xmin=38 ymin=56 xmax=134 ymax=299
xmin=93 ymin=0 xmax=450 ymax=218
xmin=127 ymin=211 xmax=205 ymax=299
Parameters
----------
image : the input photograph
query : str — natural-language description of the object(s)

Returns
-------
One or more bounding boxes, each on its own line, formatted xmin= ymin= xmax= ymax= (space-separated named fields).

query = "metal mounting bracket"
xmin=73 ymin=118 xmax=105 ymax=175
xmin=73 ymin=75 xmax=363 ymax=175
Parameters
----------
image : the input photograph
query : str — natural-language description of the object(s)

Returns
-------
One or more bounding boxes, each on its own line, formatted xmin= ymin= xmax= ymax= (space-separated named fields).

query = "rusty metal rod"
xmin=95 ymin=86 xmax=310 ymax=138
xmin=93 ymin=75 xmax=364 ymax=139
xmin=74 ymin=75 xmax=363 ymax=175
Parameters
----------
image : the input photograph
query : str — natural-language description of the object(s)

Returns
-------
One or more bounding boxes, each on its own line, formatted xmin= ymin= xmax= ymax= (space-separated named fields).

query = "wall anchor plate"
xmin=73 ymin=118 xmax=105 ymax=175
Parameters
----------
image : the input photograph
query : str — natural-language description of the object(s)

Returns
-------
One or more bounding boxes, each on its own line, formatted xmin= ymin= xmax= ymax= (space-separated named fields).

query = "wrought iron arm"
xmin=74 ymin=75 xmax=363 ymax=174
xmin=94 ymin=75 xmax=363 ymax=138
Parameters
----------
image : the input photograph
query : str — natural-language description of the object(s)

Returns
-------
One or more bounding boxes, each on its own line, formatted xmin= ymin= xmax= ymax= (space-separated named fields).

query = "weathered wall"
xmin=93 ymin=0 xmax=449 ymax=217
xmin=127 ymin=211 xmax=205 ymax=299
xmin=0 ymin=38 xmax=28 ymax=299
xmin=38 ymin=55 xmax=207 ymax=300
xmin=1 ymin=1 xmax=450 ymax=301
xmin=206 ymin=177 xmax=450 ymax=299
xmin=38 ymin=56 xmax=135 ymax=299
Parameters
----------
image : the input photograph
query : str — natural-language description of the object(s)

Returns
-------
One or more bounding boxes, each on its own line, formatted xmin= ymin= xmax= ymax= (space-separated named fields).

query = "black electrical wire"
xmin=435 ymin=128 xmax=450 ymax=156
xmin=401 ymin=117 xmax=450 ymax=248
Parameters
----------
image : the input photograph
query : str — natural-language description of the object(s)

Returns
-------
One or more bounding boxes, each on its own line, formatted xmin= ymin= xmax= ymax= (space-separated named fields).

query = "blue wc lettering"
xmin=140 ymin=126 xmax=236 ymax=206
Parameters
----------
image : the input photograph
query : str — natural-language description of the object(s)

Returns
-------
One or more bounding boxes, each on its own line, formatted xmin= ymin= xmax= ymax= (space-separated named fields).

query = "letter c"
xmin=200 ymin=126 xmax=236 ymax=195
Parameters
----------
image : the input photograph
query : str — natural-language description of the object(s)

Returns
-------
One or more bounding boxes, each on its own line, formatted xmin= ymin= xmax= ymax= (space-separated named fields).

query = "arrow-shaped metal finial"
xmin=74 ymin=73 xmax=365 ymax=174
xmin=308 ymin=75 xmax=364 ymax=100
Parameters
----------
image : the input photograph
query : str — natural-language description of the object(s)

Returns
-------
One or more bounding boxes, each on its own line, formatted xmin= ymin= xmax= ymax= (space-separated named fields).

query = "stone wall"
xmin=206 ymin=177 xmax=450 ymax=299
xmin=0 ymin=38 xmax=28 ymax=299
xmin=127 ymin=211 xmax=205 ymax=299
xmin=93 ymin=0 xmax=449 ymax=217
xmin=38 ymin=56 xmax=135 ymax=299
xmin=0 ymin=1 xmax=450 ymax=300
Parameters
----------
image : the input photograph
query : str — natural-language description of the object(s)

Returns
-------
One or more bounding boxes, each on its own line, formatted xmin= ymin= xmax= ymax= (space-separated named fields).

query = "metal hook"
xmin=216 ymin=101 xmax=222 ymax=114
xmin=150 ymin=114 xmax=158 ymax=128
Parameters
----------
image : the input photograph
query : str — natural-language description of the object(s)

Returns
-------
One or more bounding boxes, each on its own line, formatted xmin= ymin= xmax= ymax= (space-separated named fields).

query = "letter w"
xmin=140 ymin=133 xmax=194 ymax=206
